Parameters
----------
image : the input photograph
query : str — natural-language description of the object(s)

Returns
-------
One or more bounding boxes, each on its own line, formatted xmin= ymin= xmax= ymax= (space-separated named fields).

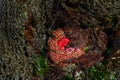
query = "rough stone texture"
xmin=0 ymin=0 xmax=33 ymax=79
xmin=0 ymin=0 xmax=53 ymax=79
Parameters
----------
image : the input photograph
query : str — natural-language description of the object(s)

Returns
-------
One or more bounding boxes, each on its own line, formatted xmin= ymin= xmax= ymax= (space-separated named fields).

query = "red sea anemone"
xmin=57 ymin=38 xmax=70 ymax=50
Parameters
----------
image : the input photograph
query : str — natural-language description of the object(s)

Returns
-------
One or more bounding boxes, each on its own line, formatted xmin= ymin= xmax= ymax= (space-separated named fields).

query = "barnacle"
xmin=48 ymin=28 xmax=85 ymax=67
xmin=48 ymin=27 xmax=108 ymax=68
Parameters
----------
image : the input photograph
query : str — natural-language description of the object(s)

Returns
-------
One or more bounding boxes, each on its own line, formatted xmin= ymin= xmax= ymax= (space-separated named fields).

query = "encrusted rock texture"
xmin=0 ymin=0 xmax=120 ymax=79
xmin=0 ymin=0 xmax=53 ymax=79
